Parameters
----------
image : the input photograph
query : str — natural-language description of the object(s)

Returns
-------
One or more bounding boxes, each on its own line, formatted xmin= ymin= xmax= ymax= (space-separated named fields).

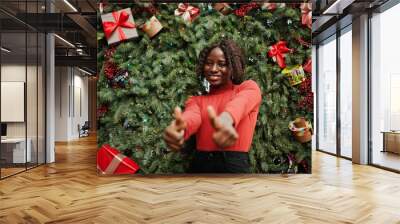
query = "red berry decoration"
xmin=298 ymin=77 xmax=311 ymax=94
xmin=234 ymin=3 xmax=259 ymax=17
xmin=104 ymin=61 xmax=118 ymax=80
xmin=297 ymin=92 xmax=313 ymax=112
xmin=97 ymin=105 xmax=108 ymax=118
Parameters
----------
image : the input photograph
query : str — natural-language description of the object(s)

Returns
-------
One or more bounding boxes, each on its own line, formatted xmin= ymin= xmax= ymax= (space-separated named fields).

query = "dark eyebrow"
xmin=205 ymin=58 xmax=226 ymax=63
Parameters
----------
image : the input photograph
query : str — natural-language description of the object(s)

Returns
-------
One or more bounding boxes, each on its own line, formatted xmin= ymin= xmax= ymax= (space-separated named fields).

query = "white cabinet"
xmin=1 ymin=138 xmax=32 ymax=163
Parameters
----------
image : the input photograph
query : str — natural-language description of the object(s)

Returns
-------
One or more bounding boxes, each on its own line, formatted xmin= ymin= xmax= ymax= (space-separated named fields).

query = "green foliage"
xmin=97 ymin=3 xmax=312 ymax=174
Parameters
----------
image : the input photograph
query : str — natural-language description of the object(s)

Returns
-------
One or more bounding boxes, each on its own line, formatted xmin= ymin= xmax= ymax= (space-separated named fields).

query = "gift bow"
xmin=300 ymin=3 xmax=312 ymax=29
xmin=174 ymin=3 xmax=200 ymax=22
xmin=102 ymin=10 xmax=136 ymax=40
xmin=268 ymin=41 xmax=293 ymax=68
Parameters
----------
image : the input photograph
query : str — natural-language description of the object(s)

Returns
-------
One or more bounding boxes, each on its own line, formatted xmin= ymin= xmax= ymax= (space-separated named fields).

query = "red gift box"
xmin=101 ymin=8 xmax=138 ymax=45
xmin=97 ymin=144 xmax=140 ymax=175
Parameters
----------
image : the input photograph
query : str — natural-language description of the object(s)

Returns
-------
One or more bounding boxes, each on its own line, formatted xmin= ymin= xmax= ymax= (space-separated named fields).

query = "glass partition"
xmin=0 ymin=7 xmax=28 ymax=177
xmin=370 ymin=3 xmax=400 ymax=171
xmin=339 ymin=26 xmax=352 ymax=158
xmin=0 ymin=0 xmax=46 ymax=179
xmin=317 ymin=35 xmax=337 ymax=155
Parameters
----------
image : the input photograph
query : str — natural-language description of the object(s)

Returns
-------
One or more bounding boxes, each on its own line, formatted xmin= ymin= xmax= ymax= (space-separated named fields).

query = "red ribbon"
xmin=268 ymin=41 xmax=293 ymax=68
xmin=102 ymin=10 xmax=136 ymax=41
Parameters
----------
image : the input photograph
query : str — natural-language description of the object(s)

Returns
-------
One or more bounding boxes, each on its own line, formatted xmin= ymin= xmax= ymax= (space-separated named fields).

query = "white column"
xmin=352 ymin=14 xmax=369 ymax=164
xmin=46 ymin=1 xmax=55 ymax=163
xmin=46 ymin=33 xmax=55 ymax=163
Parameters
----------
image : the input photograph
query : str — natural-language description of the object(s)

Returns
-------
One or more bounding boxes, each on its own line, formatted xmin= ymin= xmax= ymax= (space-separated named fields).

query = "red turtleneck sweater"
xmin=181 ymin=80 xmax=262 ymax=152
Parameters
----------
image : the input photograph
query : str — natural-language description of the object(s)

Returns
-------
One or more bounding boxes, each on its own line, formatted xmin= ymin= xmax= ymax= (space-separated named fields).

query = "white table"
xmin=1 ymin=138 xmax=32 ymax=163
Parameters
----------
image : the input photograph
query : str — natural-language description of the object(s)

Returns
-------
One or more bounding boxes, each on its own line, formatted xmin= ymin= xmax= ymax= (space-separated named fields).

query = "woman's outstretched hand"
xmin=163 ymin=107 xmax=187 ymax=151
xmin=207 ymin=106 xmax=239 ymax=148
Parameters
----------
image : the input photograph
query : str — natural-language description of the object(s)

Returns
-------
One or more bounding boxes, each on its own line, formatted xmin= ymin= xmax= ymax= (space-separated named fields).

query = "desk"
xmin=382 ymin=131 xmax=400 ymax=154
xmin=1 ymin=138 xmax=31 ymax=163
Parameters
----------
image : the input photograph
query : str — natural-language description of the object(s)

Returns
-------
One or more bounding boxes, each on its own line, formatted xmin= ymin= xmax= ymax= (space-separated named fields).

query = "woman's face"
xmin=203 ymin=47 xmax=231 ymax=87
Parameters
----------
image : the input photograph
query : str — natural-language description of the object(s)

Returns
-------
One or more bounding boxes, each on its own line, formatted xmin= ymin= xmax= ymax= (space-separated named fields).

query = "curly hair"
xmin=196 ymin=39 xmax=246 ymax=85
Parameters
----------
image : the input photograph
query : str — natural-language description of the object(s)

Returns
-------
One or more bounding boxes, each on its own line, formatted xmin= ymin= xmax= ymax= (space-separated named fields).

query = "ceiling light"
xmin=63 ymin=0 xmax=78 ymax=12
xmin=322 ymin=0 xmax=355 ymax=15
xmin=1 ymin=47 xmax=11 ymax=53
xmin=54 ymin=34 xmax=75 ymax=48
xmin=78 ymin=67 xmax=93 ymax=76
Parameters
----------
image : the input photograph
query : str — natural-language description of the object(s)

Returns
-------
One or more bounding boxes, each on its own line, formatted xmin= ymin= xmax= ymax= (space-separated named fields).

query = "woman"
xmin=163 ymin=39 xmax=262 ymax=173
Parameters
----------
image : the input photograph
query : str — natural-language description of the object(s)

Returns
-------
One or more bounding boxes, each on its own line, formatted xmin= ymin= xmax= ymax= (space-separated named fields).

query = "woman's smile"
xmin=206 ymin=74 xmax=222 ymax=83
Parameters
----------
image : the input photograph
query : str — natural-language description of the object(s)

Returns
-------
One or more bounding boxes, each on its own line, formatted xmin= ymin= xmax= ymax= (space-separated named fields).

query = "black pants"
xmin=190 ymin=151 xmax=250 ymax=173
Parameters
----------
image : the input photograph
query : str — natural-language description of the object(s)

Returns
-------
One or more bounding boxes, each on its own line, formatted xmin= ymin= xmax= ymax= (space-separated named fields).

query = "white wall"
xmin=73 ymin=72 xmax=89 ymax=138
xmin=55 ymin=67 xmax=69 ymax=141
xmin=1 ymin=65 xmax=26 ymax=136
xmin=55 ymin=67 xmax=89 ymax=141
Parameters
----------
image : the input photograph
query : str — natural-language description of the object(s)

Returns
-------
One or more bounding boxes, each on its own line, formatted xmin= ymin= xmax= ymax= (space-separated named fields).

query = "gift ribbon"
xmin=300 ymin=3 xmax=312 ymax=29
xmin=174 ymin=3 xmax=200 ymax=22
xmin=268 ymin=41 xmax=292 ymax=68
xmin=288 ymin=120 xmax=312 ymax=133
xmin=99 ymin=147 xmax=138 ymax=175
xmin=102 ymin=10 xmax=136 ymax=40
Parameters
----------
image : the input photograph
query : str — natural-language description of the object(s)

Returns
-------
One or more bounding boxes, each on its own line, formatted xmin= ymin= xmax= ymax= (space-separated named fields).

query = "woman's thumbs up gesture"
xmin=207 ymin=106 xmax=238 ymax=148
xmin=163 ymin=107 xmax=187 ymax=151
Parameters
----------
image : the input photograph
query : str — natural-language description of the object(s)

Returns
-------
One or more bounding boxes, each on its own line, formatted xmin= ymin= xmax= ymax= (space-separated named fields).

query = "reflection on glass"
xmin=340 ymin=28 xmax=352 ymax=158
xmin=318 ymin=36 xmax=337 ymax=154
xmin=371 ymin=3 xmax=400 ymax=171
xmin=0 ymin=0 xmax=47 ymax=179
xmin=1 ymin=31 xmax=27 ymax=177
